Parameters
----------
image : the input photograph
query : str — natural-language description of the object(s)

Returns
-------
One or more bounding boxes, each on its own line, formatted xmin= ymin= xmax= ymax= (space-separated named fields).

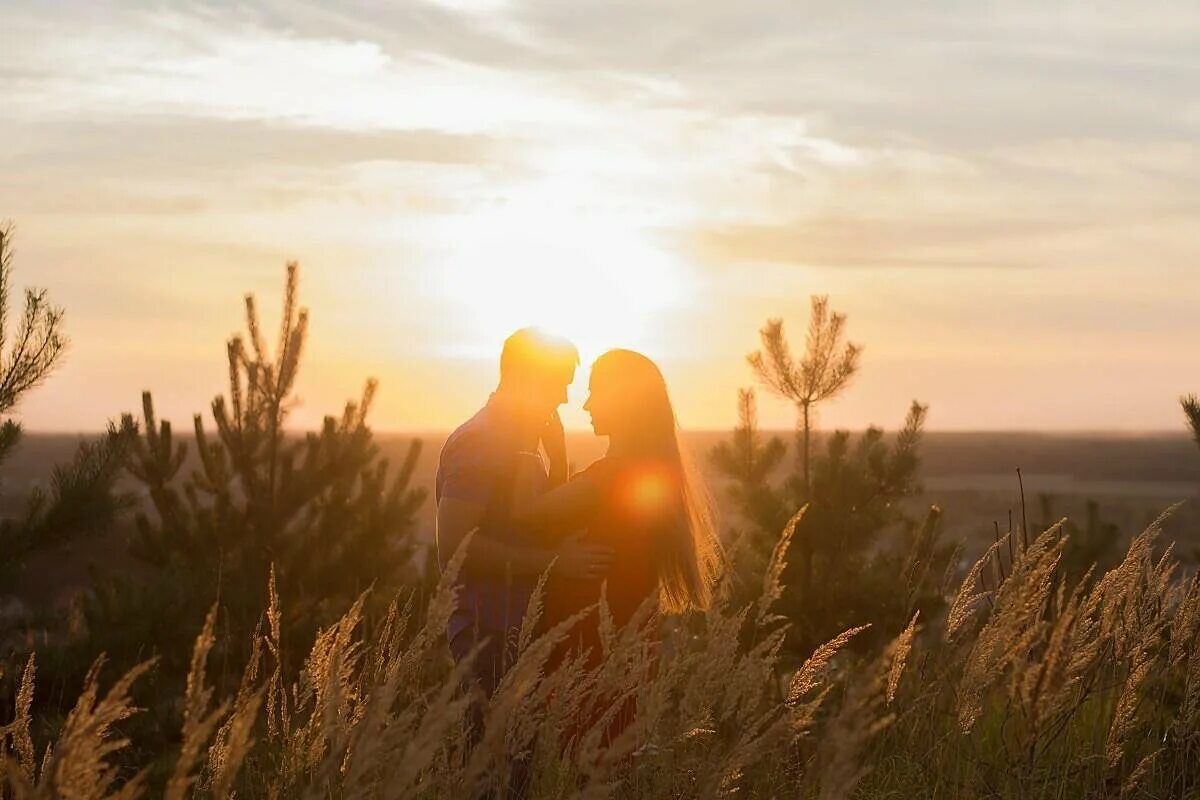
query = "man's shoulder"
xmin=439 ymin=406 xmax=508 ymax=469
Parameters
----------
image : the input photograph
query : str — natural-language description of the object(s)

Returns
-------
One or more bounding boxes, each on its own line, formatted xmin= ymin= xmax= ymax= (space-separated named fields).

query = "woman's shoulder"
xmin=576 ymin=455 xmax=669 ymax=513
xmin=575 ymin=455 xmax=626 ymax=485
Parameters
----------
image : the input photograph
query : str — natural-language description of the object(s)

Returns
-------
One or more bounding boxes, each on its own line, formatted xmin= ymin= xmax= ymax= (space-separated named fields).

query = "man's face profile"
xmin=499 ymin=328 xmax=577 ymax=422
xmin=524 ymin=366 xmax=574 ymax=419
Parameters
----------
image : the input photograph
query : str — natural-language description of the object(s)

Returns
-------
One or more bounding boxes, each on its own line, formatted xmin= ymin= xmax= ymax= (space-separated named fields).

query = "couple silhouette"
xmin=434 ymin=327 xmax=722 ymax=774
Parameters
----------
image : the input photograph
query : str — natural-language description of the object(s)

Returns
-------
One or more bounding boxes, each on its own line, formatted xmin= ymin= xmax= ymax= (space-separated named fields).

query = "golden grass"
xmin=4 ymin=507 xmax=1200 ymax=798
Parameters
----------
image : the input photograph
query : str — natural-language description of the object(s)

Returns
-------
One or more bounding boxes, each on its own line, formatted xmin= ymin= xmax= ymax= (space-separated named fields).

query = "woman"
xmin=513 ymin=349 xmax=723 ymax=741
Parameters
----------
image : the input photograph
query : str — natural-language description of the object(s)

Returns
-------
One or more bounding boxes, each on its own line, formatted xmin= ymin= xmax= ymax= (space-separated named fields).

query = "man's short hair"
xmin=499 ymin=327 xmax=579 ymax=384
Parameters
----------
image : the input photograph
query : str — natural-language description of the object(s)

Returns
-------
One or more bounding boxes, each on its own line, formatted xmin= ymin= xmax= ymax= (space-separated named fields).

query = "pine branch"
xmin=1182 ymin=394 xmax=1200 ymax=451
xmin=1 ymin=421 xmax=137 ymax=565
xmin=0 ymin=221 xmax=13 ymax=358
xmin=0 ymin=418 xmax=22 ymax=466
xmin=0 ymin=227 xmax=68 ymax=413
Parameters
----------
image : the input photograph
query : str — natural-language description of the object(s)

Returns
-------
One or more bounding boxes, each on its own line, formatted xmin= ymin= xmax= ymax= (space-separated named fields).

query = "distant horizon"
xmin=14 ymin=426 xmax=1197 ymax=439
xmin=4 ymin=2 xmax=1199 ymax=435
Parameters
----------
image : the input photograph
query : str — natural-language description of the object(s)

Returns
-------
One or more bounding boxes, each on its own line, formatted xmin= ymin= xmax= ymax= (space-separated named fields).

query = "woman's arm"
xmin=511 ymin=459 xmax=603 ymax=533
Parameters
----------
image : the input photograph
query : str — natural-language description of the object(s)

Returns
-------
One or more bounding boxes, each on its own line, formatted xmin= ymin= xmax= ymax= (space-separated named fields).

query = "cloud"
xmin=2 ymin=0 xmax=1200 ymax=430
xmin=685 ymin=216 xmax=1089 ymax=270
xmin=264 ymin=1 xmax=1200 ymax=150
xmin=3 ymin=4 xmax=596 ymax=134
xmin=6 ymin=116 xmax=499 ymax=173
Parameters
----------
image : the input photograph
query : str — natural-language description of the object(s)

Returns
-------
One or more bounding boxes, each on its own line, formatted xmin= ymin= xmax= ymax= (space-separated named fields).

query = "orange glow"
xmin=619 ymin=465 xmax=676 ymax=519
xmin=432 ymin=212 xmax=691 ymax=362
xmin=6 ymin=5 xmax=1197 ymax=436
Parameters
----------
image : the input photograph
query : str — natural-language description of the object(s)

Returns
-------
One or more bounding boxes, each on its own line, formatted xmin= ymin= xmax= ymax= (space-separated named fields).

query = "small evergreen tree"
xmin=81 ymin=263 xmax=426 ymax=687
xmin=0 ymin=225 xmax=141 ymax=751
xmin=0 ymin=223 xmax=134 ymax=586
xmin=1033 ymin=494 xmax=1121 ymax=586
xmin=713 ymin=302 xmax=950 ymax=657
xmin=0 ymin=424 xmax=137 ymax=572
xmin=710 ymin=389 xmax=788 ymax=595
xmin=747 ymin=296 xmax=861 ymax=493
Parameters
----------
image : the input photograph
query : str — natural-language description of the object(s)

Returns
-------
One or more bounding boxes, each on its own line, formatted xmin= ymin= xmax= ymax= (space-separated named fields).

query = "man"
xmin=436 ymin=327 xmax=614 ymax=697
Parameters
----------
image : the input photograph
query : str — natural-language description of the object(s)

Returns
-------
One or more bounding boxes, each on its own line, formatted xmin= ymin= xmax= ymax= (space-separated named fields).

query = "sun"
xmin=431 ymin=201 xmax=692 ymax=364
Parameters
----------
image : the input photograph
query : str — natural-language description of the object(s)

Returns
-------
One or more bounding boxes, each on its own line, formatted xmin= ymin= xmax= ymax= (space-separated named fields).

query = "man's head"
xmin=497 ymin=327 xmax=579 ymax=420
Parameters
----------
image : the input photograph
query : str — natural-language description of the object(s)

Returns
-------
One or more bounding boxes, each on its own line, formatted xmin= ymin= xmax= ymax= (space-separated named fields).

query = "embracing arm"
xmin=437 ymin=497 xmax=556 ymax=579
xmin=510 ymin=468 xmax=601 ymax=531
xmin=437 ymin=495 xmax=613 ymax=581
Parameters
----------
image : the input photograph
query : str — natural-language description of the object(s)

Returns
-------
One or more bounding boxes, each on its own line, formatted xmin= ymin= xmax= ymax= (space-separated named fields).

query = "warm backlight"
xmin=430 ymin=194 xmax=690 ymax=362
xmin=619 ymin=465 xmax=676 ymax=519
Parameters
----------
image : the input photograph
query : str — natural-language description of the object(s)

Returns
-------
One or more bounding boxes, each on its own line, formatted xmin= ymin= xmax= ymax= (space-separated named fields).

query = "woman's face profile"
xmin=583 ymin=369 xmax=622 ymax=436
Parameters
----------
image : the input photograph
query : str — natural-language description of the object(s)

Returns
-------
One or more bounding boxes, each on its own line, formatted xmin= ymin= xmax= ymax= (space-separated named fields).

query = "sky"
xmin=2 ymin=0 xmax=1199 ymax=434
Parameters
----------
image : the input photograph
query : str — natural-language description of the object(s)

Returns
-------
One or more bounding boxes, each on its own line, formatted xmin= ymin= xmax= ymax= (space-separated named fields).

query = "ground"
xmin=1 ymin=430 xmax=1197 ymax=630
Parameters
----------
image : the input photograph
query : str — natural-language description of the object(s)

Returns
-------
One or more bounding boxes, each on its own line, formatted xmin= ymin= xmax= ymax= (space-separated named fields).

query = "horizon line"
xmin=15 ymin=426 xmax=1197 ymax=438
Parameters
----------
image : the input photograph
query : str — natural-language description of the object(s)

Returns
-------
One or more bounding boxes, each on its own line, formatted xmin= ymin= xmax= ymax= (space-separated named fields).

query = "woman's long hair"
xmin=590 ymin=349 xmax=723 ymax=613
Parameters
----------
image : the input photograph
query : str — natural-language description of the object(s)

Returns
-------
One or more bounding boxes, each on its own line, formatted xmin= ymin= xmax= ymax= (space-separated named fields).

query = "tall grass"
xmin=3 ymin=504 xmax=1200 ymax=798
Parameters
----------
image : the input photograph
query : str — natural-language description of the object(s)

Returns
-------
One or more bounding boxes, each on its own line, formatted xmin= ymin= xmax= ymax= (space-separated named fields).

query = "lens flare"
xmin=619 ymin=464 xmax=676 ymax=519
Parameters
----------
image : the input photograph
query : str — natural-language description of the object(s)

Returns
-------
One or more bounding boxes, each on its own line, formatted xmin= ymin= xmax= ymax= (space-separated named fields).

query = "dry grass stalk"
xmin=945 ymin=536 xmax=1006 ymax=643
xmin=887 ymin=612 xmax=919 ymax=705
xmin=1178 ymin=634 xmax=1200 ymax=762
xmin=205 ymin=623 xmax=265 ymax=797
xmin=340 ymin=536 xmax=481 ymax=798
xmin=7 ymin=494 xmax=1199 ymax=799
xmin=165 ymin=606 xmax=231 ymax=800
xmin=956 ymin=524 xmax=1066 ymax=732
xmin=1122 ymin=748 xmax=1160 ymax=797
xmin=11 ymin=654 xmax=35 ymax=784
xmin=265 ymin=564 xmax=289 ymax=742
xmin=206 ymin=688 xmax=263 ymax=800
xmin=1 ymin=654 xmax=36 ymax=794
xmin=518 ymin=561 xmax=555 ymax=654
xmin=817 ymin=655 xmax=893 ymax=800
xmin=23 ymin=656 xmax=155 ymax=800
xmin=1107 ymin=651 xmax=1153 ymax=769
xmin=789 ymin=625 xmax=871 ymax=704
xmin=900 ymin=507 xmax=943 ymax=612
xmin=1170 ymin=574 xmax=1200 ymax=669
xmin=757 ymin=506 xmax=805 ymax=627
xmin=1019 ymin=568 xmax=1092 ymax=736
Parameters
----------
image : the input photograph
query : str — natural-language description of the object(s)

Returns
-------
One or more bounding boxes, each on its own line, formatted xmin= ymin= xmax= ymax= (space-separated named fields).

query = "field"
xmin=3 ymin=429 xmax=1197 ymax=611
xmin=3 ymin=426 xmax=1200 ymax=799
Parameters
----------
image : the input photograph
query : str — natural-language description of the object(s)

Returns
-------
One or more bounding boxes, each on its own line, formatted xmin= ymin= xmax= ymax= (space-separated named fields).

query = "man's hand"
xmin=553 ymin=531 xmax=614 ymax=580
xmin=541 ymin=409 xmax=569 ymax=485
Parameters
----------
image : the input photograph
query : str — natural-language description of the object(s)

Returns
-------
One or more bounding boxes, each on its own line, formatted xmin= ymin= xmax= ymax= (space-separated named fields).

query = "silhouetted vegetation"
xmin=2 ymin=263 xmax=427 ymax=792
xmin=1033 ymin=494 xmax=1123 ymax=586
xmin=713 ymin=298 xmax=951 ymax=657
xmin=747 ymin=295 xmax=861 ymax=495
xmin=1 ymin=489 xmax=1197 ymax=798
xmin=0 ymin=225 xmax=133 ymax=590
xmin=1183 ymin=393 xmax=1200 ymax=451
xmin=1 ymin=248 xmax=1199 ymax=798
xmin=88 ymin=264 xmax=426 ymax=672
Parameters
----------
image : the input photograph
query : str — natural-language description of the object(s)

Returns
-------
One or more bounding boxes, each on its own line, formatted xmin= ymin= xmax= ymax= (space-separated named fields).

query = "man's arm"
xmin=437 ymin=496 xmax=613 ymax=581
xmin=540 ymin=410 xmax=569 ymax=488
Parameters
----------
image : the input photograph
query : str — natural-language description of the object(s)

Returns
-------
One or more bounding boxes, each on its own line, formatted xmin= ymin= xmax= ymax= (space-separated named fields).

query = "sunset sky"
xmin=3 ymin=1 xmax=1199 ymax=433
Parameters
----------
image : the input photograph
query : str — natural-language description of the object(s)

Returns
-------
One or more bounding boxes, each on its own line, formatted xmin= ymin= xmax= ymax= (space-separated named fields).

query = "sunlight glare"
xmin=432 ymin=204 xmax=692 ymax=364
xmin=626 ymin=469 xmax=671 ymax=517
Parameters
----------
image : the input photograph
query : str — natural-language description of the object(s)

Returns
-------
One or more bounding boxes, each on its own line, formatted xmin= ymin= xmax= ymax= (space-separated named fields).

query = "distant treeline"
xmin=3 ymin=430 xmax=1197 ymax=497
